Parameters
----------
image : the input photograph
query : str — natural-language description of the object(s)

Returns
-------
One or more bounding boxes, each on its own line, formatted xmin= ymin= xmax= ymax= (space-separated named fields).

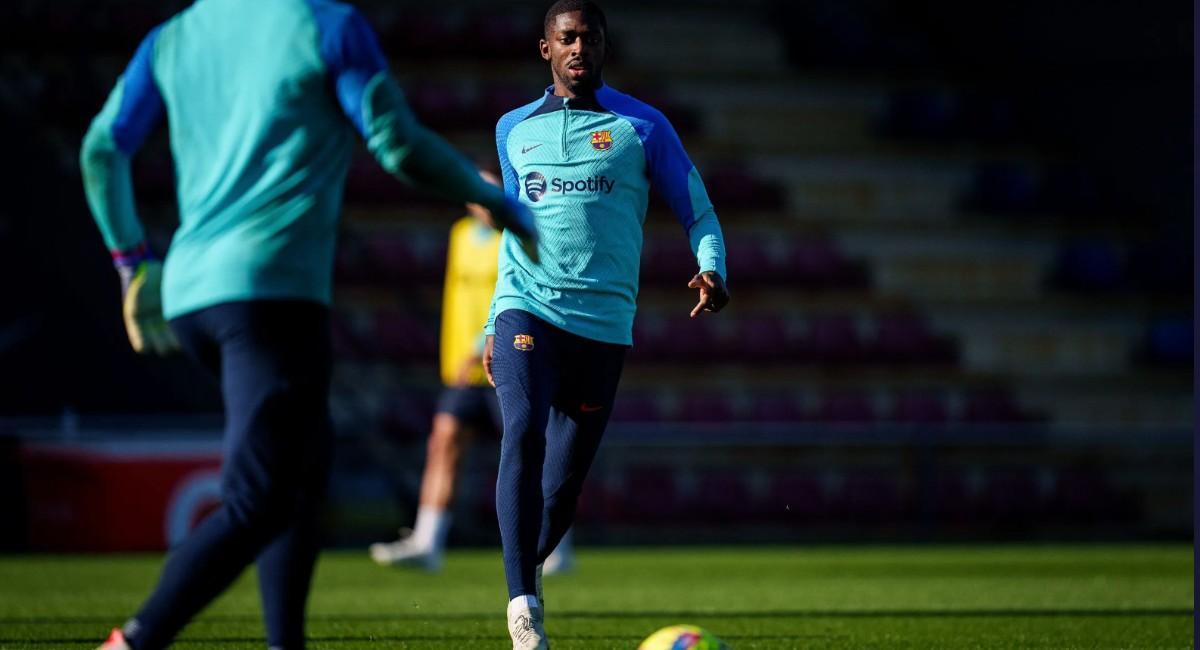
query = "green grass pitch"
xmin=0 ymin=545 xmax=1191 ymax=648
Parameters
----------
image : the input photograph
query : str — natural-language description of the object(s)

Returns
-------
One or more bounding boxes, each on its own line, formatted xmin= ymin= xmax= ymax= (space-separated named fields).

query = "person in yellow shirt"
xmin=370 ymin=170 xmax=573 ymax=573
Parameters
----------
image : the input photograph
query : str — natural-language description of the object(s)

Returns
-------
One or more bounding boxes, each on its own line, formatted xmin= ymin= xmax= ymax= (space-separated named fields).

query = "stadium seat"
xmin=962 ymin=391 xmax=1030 ymax=423
xmin=877 ymin=88 xmax=960 ymax=142
xmin=617 ymin=466 xmax=681 ymax=523
xmin=890 ymin=392 xmax=949 ymax=423
xmin=378 ymin=390 xmax=437 ymax=442
xmin=1039 ymin=164 xmax=1102 ymax=216
xmin=703 ymin=165 xmax=786 ymax=211
xmin=610 ymin=394 xmax=662 ymax=422
xmin=834 ymin=470 xmax=906 ymax=523
xmin=1128 ymin=239 xmax=1190 ymax=293
xmin=688 ymin=471 xmax=753 ymax=523
xmin=405 ymin=83 xmax=471 ymax=130
xmin=766 ymin=473 xmax=825 ymax=522
xmin=1051 ymin=240 xmax=1125 ymax=291
xmin=979 ymin=467 xmax=1042 ymax=524
xmin=748 ymin=393 xmax=806 ymax=422
xmin=924 ymin=469 xmax=975 ymax=523
xmin=1144 ymin=317 xmax=1193 ymax=368
xmin=465 ymin=11 xmax=542 ymax=59
xmin=363 ymin=232 xmax=447 ymax=283
xmin=803 ymin=314 xmax=865 ymax=364
xmin=372 ymin=310 xmax=438 ymax=362
xmin=816 ymin=392 xmax=877 ymax=423
xmin=961 ymin=162 xmax=1039 ymax=213
xmin=872 ymin=314 xmax=957 ymax=364
xmin=676 ymin=393 xmax=738 ymax=423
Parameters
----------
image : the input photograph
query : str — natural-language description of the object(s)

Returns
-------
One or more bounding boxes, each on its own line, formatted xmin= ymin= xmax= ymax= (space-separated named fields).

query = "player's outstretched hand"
xmin=491 ymin=196 xmax=540 ymax=264
xmin=120 ymin=261 xmax=181 ymax=355
xmin=483 ymin=335 xmax=496 ymax=387
xmin=688 ymin=271 xmax=730 ymax=318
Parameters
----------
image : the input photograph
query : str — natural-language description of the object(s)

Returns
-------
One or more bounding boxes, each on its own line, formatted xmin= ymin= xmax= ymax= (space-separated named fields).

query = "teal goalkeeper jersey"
xmin=81 ymin=0 xmax=505 ymax=320
xmin=486 ymin=85 xmax=728 ymax=346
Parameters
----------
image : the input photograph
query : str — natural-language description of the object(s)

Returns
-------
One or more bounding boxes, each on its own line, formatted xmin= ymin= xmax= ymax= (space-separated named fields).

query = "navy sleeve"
xmin=111 ymin=25 xmax=166 ymax=155
xmin=307 ymin=1 xmax=389 ymax=138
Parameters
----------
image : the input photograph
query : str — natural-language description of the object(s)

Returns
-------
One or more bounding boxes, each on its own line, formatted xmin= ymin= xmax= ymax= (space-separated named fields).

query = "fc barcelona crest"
xmin=590 ymin=130 xmax=613 ymax=151
xmin=513 ymin=334 xmax=535 ymax=351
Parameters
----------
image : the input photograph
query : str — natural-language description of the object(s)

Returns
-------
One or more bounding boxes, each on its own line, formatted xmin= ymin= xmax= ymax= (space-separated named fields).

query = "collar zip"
xmin=561 ymin=96 xmax=571 ymax=159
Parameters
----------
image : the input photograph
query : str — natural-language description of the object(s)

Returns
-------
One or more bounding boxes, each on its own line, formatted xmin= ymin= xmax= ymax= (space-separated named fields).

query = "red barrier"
xmin=21 ymin=441 xmax=222 ymax=551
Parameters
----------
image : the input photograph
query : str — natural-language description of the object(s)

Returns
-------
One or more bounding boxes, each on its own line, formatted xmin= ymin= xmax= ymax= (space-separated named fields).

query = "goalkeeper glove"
xmin=114 ymin=246 xmax=180 ymax=355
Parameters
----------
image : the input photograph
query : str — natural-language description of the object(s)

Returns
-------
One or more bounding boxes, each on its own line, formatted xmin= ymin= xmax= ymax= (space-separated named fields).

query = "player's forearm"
xmin=400 ymin=128 xmax=507 ymax=208
xmin=362 ymin=73 xmax=506 ymax=211
xmin=81 ymin=98 xmax=148 ymax=253
xmin=687 ymin=210 xmax=727 ymax=280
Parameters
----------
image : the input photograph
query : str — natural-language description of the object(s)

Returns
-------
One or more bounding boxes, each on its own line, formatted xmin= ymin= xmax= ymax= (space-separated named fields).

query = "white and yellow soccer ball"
xmin=638 ymin=624 xmax=729 ymax=650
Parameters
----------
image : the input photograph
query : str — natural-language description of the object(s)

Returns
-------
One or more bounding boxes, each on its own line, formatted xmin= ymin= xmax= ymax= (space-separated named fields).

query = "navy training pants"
xmin=491 ymin=309 xmax=626 ymax=599
xmin=126 ymin=300 xmax=333 ymax=650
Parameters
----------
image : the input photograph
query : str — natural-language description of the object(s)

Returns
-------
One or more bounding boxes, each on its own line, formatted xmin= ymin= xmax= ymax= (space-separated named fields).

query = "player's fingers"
xmin=126 ymin=321 xmax=146 ymax=353
xmin=687 ymin=275 xmax=702 ymax=289
xmin=690 ymin=294 xmax=707 ymax=318
xmin=123 ymin=307 xmax=146 ymax=353
xmin=483 ymin=355 xmax=495 ymax=387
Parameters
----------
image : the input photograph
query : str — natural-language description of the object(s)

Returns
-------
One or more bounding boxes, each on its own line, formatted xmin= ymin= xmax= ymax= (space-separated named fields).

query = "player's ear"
xmin=539 ymin=38 xmax=551 ymax=61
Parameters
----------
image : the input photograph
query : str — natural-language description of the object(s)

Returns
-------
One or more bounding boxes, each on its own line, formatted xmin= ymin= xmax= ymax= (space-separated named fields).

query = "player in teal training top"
xmin=481 ymin=2 xmax=729 ymax=647
xmin=82 ymin=1 xmax=534 ymax=649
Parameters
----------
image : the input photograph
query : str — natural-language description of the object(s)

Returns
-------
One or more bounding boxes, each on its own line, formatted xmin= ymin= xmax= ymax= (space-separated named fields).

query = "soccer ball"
xmin=638 ymin=624 xmax=729 ymax=650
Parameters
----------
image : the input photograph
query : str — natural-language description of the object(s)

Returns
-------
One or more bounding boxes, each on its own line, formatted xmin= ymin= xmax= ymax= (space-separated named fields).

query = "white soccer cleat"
xmin=507 ymin=596 xmax=549 ymax=650
xmin=97 ymin=629 xmax=131 ymax=650
xmin=368 ymin=531 xmax=443 ymax=572
xmin=542 ymin=544 xmax=575 ymax=576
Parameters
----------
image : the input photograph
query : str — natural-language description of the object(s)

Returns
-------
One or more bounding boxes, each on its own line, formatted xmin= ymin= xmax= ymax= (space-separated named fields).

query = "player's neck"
xmin=551 ymin=78 xmax=603 ymax=102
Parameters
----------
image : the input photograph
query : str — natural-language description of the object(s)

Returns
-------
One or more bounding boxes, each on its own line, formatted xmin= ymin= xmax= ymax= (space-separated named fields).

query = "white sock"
xmin=556 ymin=529 xmax=574 ymax=557
xmin=412 ymin=506 xmax=451 ymax=552
xmin=508 ymin=594 xmax=540 ymax=611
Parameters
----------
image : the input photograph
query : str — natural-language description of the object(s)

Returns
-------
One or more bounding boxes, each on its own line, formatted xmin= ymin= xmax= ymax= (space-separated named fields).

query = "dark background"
xmin=0 ymin=0 xmax=1191 ymax=549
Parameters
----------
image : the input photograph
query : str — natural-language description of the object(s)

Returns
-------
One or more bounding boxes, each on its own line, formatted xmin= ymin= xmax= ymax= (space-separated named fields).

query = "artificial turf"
xmin=0 ymin=545 xmax=1191 ymax=649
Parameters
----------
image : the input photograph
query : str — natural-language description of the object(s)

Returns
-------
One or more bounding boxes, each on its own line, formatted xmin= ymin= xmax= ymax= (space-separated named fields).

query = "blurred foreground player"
xmin=81 ymin=1 xmax=535 ymax=648
xmin=485 ymin=1 xmax=729 ymax=647
xmin=369 ymin=171 xmax=574 ymax=574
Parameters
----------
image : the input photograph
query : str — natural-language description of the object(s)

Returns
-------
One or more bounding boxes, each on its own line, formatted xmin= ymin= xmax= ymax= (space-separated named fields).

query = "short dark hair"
xmin=543 ymin=0 xmax=607 ymax=38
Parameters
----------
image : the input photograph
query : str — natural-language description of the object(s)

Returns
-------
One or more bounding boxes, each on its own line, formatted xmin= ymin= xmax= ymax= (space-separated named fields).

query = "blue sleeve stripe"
xmin=111 ymin=25 xmax=165 ymax=155
xmin=496 ymin=98 xmax=545 ymax=200
xmin=305 ymin=0 xmax=388 ymax=137
xmin=598 ymin=86 xmax=698 ymax=230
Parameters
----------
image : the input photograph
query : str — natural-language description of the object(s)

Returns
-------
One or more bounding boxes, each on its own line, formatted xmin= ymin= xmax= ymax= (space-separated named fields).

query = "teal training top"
xmin=81 ymin=0 xmax=507 ymax=319
xmin=485 ymin=85 xmax=727 ymax=346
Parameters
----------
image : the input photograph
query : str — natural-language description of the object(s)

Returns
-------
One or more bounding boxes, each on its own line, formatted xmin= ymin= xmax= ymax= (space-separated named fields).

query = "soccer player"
xmin=368 ymin=170 xmax=575 ymax=574
xmin=485 ymin=1 xmax=729 ymax=647
xmin=81 ymin=1 xmax=535 ymax=649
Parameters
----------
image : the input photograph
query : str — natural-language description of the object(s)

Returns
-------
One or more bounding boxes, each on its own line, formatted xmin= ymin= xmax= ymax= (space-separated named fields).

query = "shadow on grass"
xmin=0 ymin=607 xmax=1191 ymax=630
xmin=0 ymin=634 xmax=842 ymax=645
